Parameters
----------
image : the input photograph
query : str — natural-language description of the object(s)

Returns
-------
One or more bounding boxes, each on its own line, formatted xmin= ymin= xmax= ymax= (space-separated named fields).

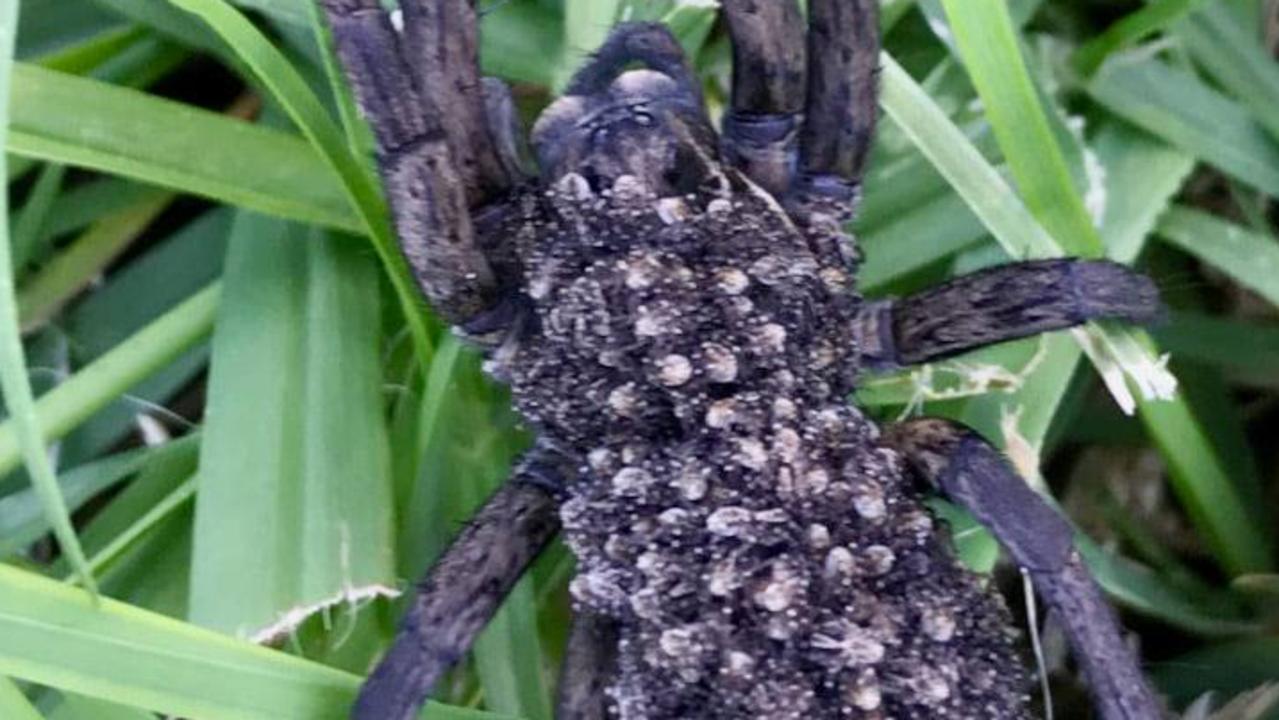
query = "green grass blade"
xmin=1077 ymin=538 xmax=1259 ymax=637
xmin=0 ymin=0 xmax=96 ymax=595
xmin=49 ymin=693 xmax=153 ymax=720
xmin=170 ymin=0 xmax=433 ymax=367
xmin=1155 ymin=638 xmax=1279 ymax=707
xmin=58 ymin=209 xmax=227 ymax=466
xmin=858 ymin=192 xmax=986 ymax=291
xmin=9 ymin=161 xmax=65 ymax=273
xmin=879 ymin=55 xmax=1060 ymax=259
xmin=1093 ymin=122 xmax=1197 ymax=264
xmin=230 ymin=0 xmax=308 ymax=26
xmin=939 ymin=0 xmax=1101 ymax=255
xmin=0 ymin=283 xmax=219 ymax=478
xmin=1131 ymin=348 xmax=1273 ymax=575
xmin=17 ymin=190 xmax=173 ymax=331
xmin=68 ymin=435 xmax=200 ymax=568
xmin=1156 ymin=205 xmax=1279 ymax=311
xmin=88 ymin=0 xmax=223 ymax=56
xmin=1176 ymin=2 xmax=1279 ymax=145
xmin=1154 ymin=312 xmax=1279 ymax=386
xmin=0 ymin=437 xmax=197 ymax=557
xmin=0 ymin=564 xmax=514 ymax=720
xmin=5 ymin=153 xmax=32 ymax=181
xmin=1072 ymin=0 xmax=1205 ymax=76
xmin=1088 ymin=56 xmax=1279 ymax=198
xmin=16 ymin=0 xmax=122 ymax=59
xmin=478 ymin=2 xmax=561 ymax=87
xmin=80 ymin=476 xmax=195 ymax=581
xmin=0 ymin=677 xmax=41 ymax=720
xmin=558 ymin=0 xmax=622 ymax=89
xmin=7 ymin=63 xmax=358 ymax=231
xmin=190 ymin=212 xmax=396 ymax=640
xmin=32 ymin=23 xmax=141 ymax=72
xmin=39 ymin=177 xmax=170 ymax=241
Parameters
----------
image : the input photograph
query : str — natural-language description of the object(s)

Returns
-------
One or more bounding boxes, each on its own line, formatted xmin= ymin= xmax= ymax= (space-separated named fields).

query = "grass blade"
xmin=0 ymin=677 xmax=40 ymax=720
xmin=169 ymin=0 xmax=433 ymax=366
xmin=557 ymin=0 xmax=622 ymax=89
xmin=7 ymin=63 xmax=358 ymax=231
xmin=940 ymin=0 xmax=1102 ymax=255
xmin=0 ymin=283 xmax=219 ymax=478
xmin=49 ymin=693 xmax=154 ymax=720
xmin=858 ymin=191 xmax=986 ymax=291
xmin=1176 ymin=2 xmax=1279 ymax=145
xmin=58 ymin=209 xmax=228 ymax=466
xmin=1154 ymin=312 xmax=1279 ymax=387
xmin=1156 ymin=205 xmax=1279 ymax=311
xmin=9 ymin=161 xmax=65 ymax=273
xmin=0 ymin=0 xmax=96 ymax=594
xmin=0 ymin=437 xmax=198 ymax=556
xmin=1088 ymin=56 xmax=1279 ymax=198
xmin=1072 ymin=0 xmax=1206 ymax=76
xmin=190 ymin=212 xmax=396 ymax=640
xmin=17 ymin=190 xmax=173 ymax=331
xmin=0 ymin=564 xmax=514 ymax=720
xmin=879 ymin=55 xmax=1059 ymax=259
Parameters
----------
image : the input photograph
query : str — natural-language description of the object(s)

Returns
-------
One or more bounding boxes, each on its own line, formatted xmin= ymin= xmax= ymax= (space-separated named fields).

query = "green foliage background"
xmin=2 ymin=0 xmax=1279 ymax=717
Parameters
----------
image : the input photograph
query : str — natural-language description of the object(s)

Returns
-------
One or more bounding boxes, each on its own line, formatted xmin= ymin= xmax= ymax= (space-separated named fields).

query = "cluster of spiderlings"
xmin=505 ymin=169 xmax=1032 ymax=718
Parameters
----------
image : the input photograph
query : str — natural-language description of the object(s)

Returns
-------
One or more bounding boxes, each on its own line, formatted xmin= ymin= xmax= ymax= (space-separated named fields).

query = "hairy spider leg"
xmin=793 ymin=0 xmax=880 ymax=218
xmin=719 ymin=0 xmax=806 ymax=197
xmin=397 ymin=0 xmax=516 ymax=202
xmin=557 ymin=611 xmax=621 ymax=720
xmin=351 ymin=446 xmax=568 ymax=720
xmin=884 ymin=419 xmax=1164 ymax=720
xmin=320 ymin=0 xmax=517 ymax=326
xmin=852 ymin=258 xmax=1164 ymax=369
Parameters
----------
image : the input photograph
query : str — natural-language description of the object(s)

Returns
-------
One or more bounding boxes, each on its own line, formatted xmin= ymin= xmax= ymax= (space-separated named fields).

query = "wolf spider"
xmin=318 ymin=0 xmax=1165 ymax=718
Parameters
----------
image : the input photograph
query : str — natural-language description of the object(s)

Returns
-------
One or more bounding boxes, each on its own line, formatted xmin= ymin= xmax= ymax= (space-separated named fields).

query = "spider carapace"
xmin=318 ymin=1 xmax=1166 ymax=718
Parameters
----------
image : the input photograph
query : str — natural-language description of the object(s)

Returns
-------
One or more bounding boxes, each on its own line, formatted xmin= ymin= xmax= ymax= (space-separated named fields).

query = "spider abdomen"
xmin=559 ymin=401 xmax=1032 ymax=719
xmin=507 ymin=173 xmax=1033 ymax=718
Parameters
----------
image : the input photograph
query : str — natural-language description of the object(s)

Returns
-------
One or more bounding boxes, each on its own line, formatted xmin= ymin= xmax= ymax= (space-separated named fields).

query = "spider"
xmin=318 ymin=1 xmax=1165 ymax=718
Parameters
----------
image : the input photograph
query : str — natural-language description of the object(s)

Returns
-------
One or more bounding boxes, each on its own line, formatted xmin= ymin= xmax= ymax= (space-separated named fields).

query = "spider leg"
xmin=853 ymin=258 xmax=1163 ymax=370
xmin=352 ymin=446 xmax=569 ymax=720
xmin=556 ymin=611 xmax=620 ymax=719
xmin=719 ymin=0 xmax=806 ymax=197
xmin=792 ymin=0 xmax=880 ymax=218
xmin=319 ymin=0 xmax=509 ymax=326
xmin=563 ymin=22 xmax=703 ymax=103
xmin=397 ymin=0 xmax=515 ymax=202
xmin=883 ymin=418 xmax=1164 ymax=720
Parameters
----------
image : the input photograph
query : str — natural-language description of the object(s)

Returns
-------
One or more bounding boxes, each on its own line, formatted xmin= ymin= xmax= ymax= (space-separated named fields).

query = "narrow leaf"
xmin=0 ymin=0 xmax=96 ymax=594
xmin=0 ymin=284 xmax=219 ymax=478
xmin=0 ymin=677 xmax=40 ymax=720
xmin=1088 ymin=56 xmax=1279 ymax=198
xmin=939 ymin=0 xmax=1102 ymax=255
xmin=190 ymin=212 xmax=396 ymax=640
xmin=0 ymin=564 xmax=514 ymax=720
xmin=1156 ymin=206 xmax=1279 ymax=311
xmin=170 ymin=0 xmax=433 ymax=366
xmin=17 ymin=190 xmax=173 ymax=331
xmin=7 ymin=63 xmax=358 ymax=231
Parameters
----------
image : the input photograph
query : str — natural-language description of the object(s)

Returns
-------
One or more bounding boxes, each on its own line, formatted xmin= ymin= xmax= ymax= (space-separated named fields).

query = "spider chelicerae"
xmin=317 ymin=1 xmax=1165 ymax=718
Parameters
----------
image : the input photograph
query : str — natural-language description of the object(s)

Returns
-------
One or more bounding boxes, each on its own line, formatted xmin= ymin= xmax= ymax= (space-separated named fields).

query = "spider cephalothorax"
xmin=318 ymin=1 xmax=1165 ymax=719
